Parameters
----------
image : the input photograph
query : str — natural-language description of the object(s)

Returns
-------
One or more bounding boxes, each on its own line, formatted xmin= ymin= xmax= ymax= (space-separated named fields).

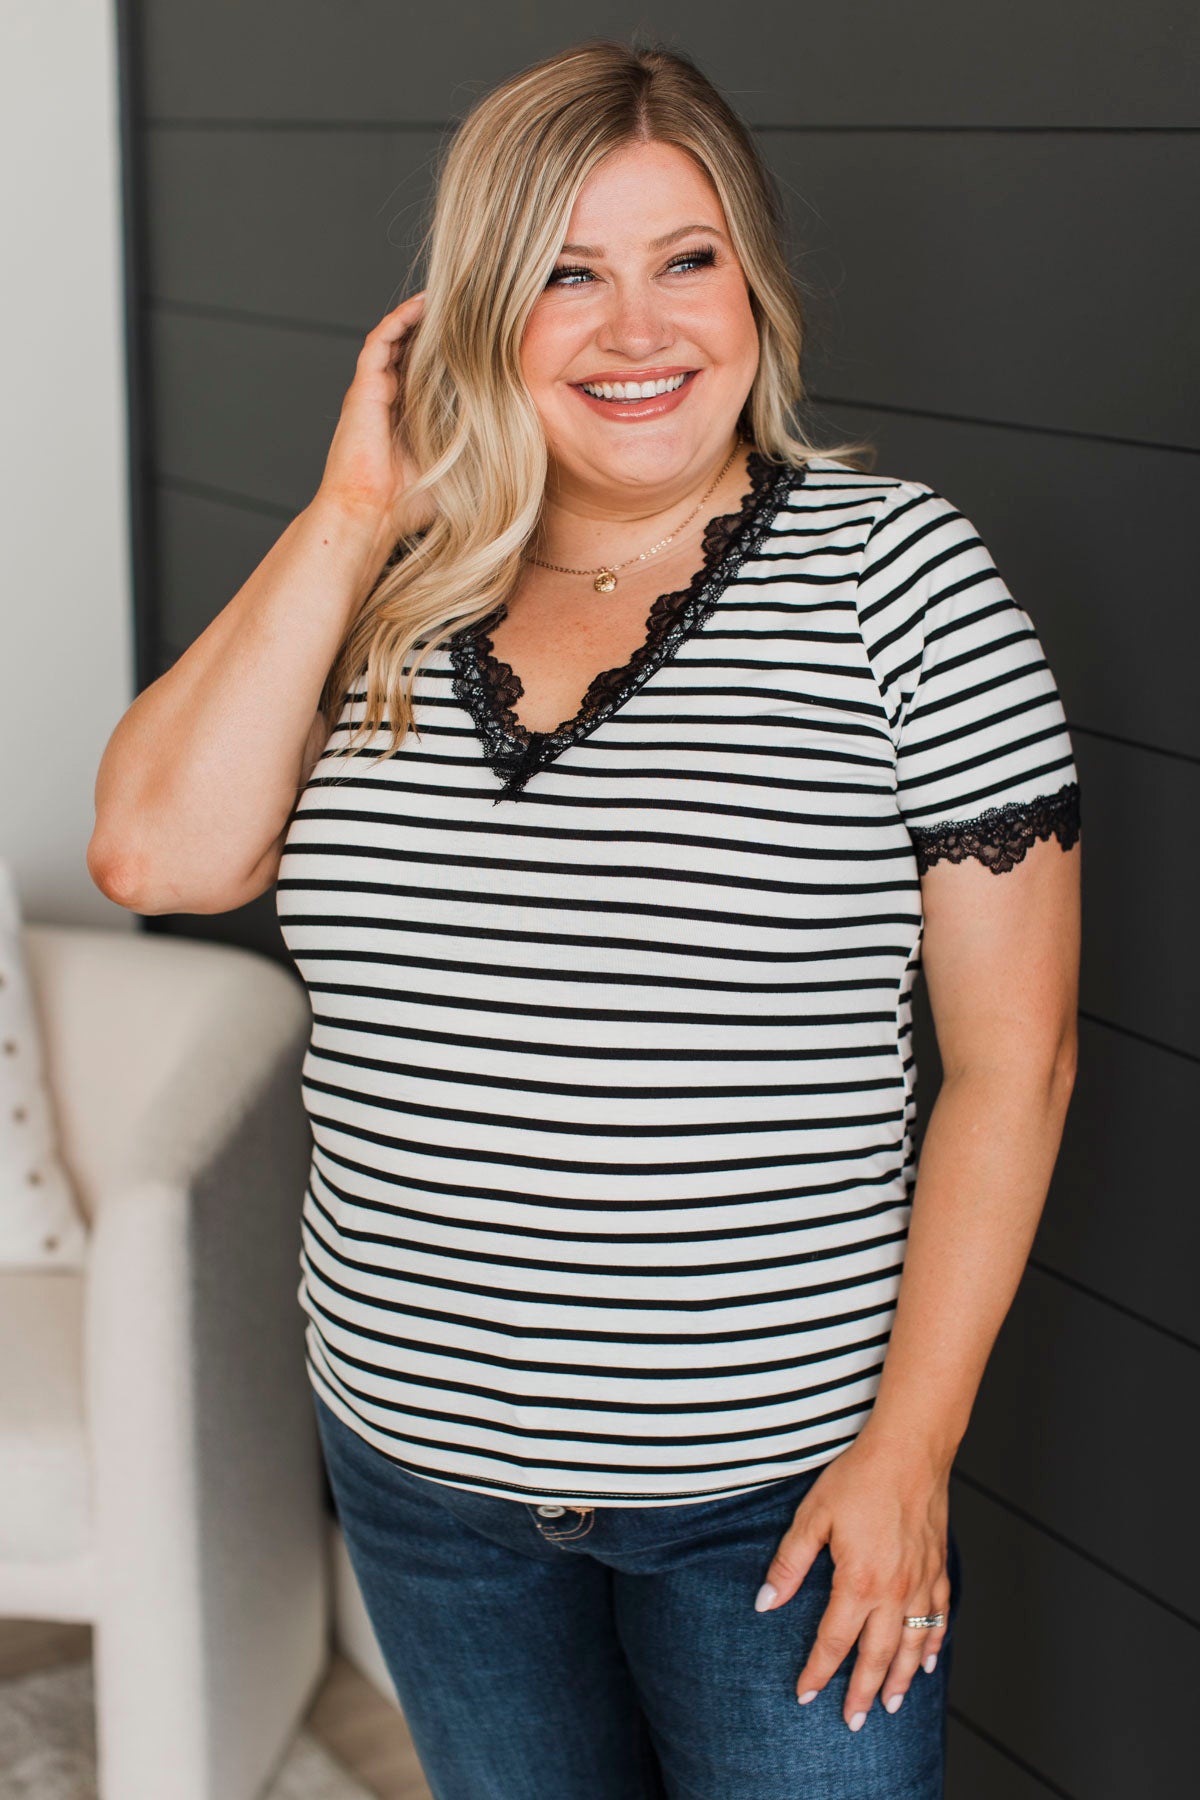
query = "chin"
xmin=552 ymin=421 xmax=734 ymax=484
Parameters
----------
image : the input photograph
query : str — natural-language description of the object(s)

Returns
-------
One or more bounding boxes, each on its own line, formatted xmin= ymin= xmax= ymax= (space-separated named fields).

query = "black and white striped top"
xmin=275 ymin=450 xmax=1081 ymax=1507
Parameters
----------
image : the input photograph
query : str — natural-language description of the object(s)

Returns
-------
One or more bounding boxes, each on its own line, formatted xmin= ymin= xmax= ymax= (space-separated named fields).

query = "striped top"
xmin=275 ymin=450 xmax=1081 ymax=1507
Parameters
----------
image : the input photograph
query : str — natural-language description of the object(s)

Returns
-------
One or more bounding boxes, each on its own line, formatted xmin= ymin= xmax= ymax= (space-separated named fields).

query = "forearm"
xmin=857 ymin=1058 xmax=1076 ymax=1475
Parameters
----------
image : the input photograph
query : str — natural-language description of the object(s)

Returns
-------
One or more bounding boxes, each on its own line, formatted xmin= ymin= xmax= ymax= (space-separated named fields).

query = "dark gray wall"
xmin=117 ymin=5 xmax=1199 ymax=1792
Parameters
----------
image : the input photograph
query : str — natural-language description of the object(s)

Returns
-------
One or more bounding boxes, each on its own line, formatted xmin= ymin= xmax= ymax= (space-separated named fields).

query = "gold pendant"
xmin=593 ymin=570 xmax=618 ymax=593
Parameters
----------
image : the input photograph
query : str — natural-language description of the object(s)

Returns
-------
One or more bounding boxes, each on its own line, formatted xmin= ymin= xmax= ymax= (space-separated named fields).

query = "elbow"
xmin=942 ymin=1020 xmax=1079 ymax=1099
xmin=1039 ymin=1017 xmax=1079 ymax=1113
xmin=1053 ymin=1025 xmax=1079 ymax=1097
xmin=87 ymin=839 xmax=150 ymax=911
xmin=87 ymin=840 xmax=181 ymax=915
xmin=86 ymin=839 xmax=267 ymax=917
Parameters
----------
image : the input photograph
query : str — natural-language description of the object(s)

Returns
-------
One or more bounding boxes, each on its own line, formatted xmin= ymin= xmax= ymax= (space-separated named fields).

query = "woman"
xmin=89 ymin=39 xmax=1082 ymax=1800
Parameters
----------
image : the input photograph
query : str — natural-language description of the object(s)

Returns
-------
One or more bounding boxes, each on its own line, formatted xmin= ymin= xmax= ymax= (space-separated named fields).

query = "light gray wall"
xmin=121 ymin=5 xmax=1200 ymax=1792
xmin=0 ymin=0 xmax=136 ymax=931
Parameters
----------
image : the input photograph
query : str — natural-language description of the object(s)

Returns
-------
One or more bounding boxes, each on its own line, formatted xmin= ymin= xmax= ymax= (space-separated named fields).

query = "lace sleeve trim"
xmin=907 ymin=781 xmax=1081 ymax=876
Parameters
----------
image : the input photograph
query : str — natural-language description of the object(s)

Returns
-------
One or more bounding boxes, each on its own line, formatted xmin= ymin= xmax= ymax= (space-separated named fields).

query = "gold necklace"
xmin=525 ymin=437 xmax=743 ymax=593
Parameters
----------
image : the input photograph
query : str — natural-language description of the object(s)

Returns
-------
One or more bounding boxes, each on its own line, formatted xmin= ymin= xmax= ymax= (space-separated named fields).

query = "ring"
xmin=903 ymin=1612 xmax=946 ymax=1630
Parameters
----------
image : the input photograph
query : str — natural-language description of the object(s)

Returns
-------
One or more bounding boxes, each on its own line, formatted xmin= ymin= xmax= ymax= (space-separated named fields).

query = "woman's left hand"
xmin=754 ymin=1431 xmax=953 ymax=1730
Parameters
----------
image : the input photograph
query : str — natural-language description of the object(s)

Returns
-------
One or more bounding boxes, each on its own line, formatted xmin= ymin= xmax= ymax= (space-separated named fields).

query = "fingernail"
xmin=754 ymin=1582 xmax=778 ymax=1612
xmin=849 ymin=1711 xmax=867 ymax=1732
xmin=797 ymin=1689 xmax=818 ymax=1705
xmin=923 ymin=1653 xmax=938 ymax=1674
xmin=884 ymin=1693 xmax=904 ymax=1714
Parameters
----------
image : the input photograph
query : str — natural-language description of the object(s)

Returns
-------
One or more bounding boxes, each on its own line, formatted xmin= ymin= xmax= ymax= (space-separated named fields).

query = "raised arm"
xmin=88 ymin=293 xmax=429 ymax=916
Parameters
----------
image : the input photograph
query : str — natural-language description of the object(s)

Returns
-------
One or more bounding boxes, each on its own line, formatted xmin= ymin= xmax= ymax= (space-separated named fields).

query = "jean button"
xmin=536 ymin=1504 xmax=566 ymax=1517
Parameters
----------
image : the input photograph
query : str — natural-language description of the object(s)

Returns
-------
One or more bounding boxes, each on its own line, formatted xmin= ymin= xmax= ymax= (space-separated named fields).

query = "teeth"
xmin=580 ymin=372 xmax=688 ymax=400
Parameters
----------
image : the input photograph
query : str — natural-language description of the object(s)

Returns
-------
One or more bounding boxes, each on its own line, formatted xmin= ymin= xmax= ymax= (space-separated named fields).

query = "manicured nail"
xmin=797 ymin=1689 xmax=818 ymax=1705
xmin=884 ymin=1693 xmax=904 ymax=1714
xmin=754 ymin=1582 xmax=778 ymax=1612
xmin=849 ymin=1711 xmax=867 ymax=1732
xmin=923 ymin=1653 xmax=938 ymax=1674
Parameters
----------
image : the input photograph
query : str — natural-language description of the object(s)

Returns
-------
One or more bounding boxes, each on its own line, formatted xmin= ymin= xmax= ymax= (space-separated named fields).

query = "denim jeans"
xmin=312 ymin=1389 xmax=961 ymax=1799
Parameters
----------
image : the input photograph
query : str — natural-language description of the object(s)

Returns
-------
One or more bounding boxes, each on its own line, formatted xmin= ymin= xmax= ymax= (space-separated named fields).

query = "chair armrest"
xmin=22 ymin=924 xmax=311 ymax=1222
xmin=22 ymin=926 xmax=329 ymax=1797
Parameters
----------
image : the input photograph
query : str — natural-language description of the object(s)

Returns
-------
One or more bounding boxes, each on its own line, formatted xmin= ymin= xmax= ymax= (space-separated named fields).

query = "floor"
xmin=0 ymin=1616 xmax=433 ymax=1800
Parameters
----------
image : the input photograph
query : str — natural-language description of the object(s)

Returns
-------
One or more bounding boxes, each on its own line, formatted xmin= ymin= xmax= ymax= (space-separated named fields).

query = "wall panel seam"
xmin=140 ymin=118 xmax=1200 ymax=137
xmin=951 ymin=1469 xmax=1200 ymax=1632
xmin=1077 ymin=1009 xmax=1200 ymax=1066
xmin=1027 ymin=1256 xmax=1200 ymax=1354
xmin=1065 ymin=723 xmax=1200 ymax=767
xmin=947 ymin=1707 xmax=1072 ymax=1798
xmin=155 ymin=474 xmax=295 ymax=519
xmin=809 ymin=393 xmax=1200 ymax=457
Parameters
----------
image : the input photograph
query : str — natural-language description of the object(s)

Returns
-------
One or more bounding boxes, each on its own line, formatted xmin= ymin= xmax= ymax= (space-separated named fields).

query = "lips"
xmin=569 ymin=369 xmax=701 ymax=417
xmin=578 ymin=371 xmax=692 ymax=402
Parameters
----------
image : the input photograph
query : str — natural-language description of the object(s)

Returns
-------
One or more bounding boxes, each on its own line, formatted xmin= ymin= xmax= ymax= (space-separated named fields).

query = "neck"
xmin=535 ymin=434 xmax=748 ymax=564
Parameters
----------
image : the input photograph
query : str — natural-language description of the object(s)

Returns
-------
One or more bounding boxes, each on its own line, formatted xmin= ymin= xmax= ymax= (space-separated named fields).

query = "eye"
xmin=666 ymin=245 xmax=717 ymax=274
xmin=546 ymin=263 xmax=594 ymax=288
xmin=544 ymin=244 xmax=719 ymax=288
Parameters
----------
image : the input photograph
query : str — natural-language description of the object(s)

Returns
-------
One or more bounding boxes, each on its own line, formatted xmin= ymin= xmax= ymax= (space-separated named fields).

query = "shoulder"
xmin=786 ymin=455 xmax=941 ymax=514
xmin=758 ymin=454 xmax=948 ymax=549
xmin=772 ymin=456 xmax=985 ymax=560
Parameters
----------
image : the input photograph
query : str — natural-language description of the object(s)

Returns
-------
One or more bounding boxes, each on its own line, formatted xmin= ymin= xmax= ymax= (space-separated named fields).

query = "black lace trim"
xmin=908 ymin=781 xmax=1081 ymax=876
xmin=447 ymin=447 xmax=801 ymax=801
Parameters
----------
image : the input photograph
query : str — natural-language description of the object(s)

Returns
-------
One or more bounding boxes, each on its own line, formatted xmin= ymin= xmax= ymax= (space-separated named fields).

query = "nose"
xmin=593 ymin=280 xmax=675 ymax=362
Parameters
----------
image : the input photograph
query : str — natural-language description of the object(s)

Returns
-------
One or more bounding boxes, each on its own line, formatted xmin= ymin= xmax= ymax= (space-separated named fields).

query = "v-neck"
xmin=446 ymin=448 xmax=803 ymax=802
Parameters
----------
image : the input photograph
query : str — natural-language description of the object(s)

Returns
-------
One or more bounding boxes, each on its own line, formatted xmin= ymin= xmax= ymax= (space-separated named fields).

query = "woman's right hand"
xmin=314 ymin=291 xmax=435 ymax=535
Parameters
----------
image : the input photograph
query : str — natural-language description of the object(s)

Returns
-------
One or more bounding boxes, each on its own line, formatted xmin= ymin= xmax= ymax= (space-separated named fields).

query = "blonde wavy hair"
xmin=322 ymin=37 xmax=875 ymax=761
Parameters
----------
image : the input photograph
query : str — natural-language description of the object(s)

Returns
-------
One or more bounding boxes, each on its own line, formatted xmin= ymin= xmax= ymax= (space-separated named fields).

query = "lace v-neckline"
xmin=447 ymin=448 xmax=802 ymax=802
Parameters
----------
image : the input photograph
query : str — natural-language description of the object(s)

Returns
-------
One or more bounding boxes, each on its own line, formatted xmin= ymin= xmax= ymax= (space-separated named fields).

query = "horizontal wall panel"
xmin=145 ymin=127 xmax=441 ymax=321
xmin=154 ymin=484 xmax=291 ymax=663
xmin=957 ymin=1266 xmax=1200 ymax=1618
xmin=1036 ymin=1022 xmax=1194 ymax=1346
xmin=811 ymin=405 xmax=1197 ymax=761
xmin=768 ymin=131 xmax=1200 ymax=449
xmin=908 ymin=1001 xmax=1196 ymax=1350
xmin=139 ymin=2 xmax=1200 ymax=128
xmin=1070 ymin=732 xmax=1200 ymax=1060
xmin=948 ymin=1480 xmax=1199 ymax=1796
xmin=150 ymin=311 xmax=353 ymax=510
xmin=946 ymin=1717 xmax=1059 ymax=1800
xmin=1037 ymin=1018 xmax=1198 ymax=1344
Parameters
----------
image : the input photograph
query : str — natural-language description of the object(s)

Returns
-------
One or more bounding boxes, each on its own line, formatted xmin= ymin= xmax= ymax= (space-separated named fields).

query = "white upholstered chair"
xmin=0 ymin=923 xmax=330 ymax=1799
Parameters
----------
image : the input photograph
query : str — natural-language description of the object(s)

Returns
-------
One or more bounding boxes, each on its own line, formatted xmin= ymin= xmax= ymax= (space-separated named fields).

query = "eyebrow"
xmin=557 ymin=224 xmax=727 ymax=257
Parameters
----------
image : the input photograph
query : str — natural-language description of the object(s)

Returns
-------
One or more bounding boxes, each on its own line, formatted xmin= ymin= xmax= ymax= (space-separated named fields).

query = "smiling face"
xmin=519 ymin=139 xmax=761 ymax=511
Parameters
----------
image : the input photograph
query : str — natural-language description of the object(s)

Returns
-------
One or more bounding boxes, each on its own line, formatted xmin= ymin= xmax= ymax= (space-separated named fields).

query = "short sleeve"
xmin=854 ymin=482 xmax=1081 ymax=875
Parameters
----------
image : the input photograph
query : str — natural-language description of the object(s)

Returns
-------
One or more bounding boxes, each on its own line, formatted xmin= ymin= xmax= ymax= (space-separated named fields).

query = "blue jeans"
xmin=312 ymin=1390 xmax=961 ymax=1799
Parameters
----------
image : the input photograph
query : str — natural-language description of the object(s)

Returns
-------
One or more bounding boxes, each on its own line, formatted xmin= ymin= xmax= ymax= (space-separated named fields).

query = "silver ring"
xmin=903 ymin=1612 xmax=946 ymax=1630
